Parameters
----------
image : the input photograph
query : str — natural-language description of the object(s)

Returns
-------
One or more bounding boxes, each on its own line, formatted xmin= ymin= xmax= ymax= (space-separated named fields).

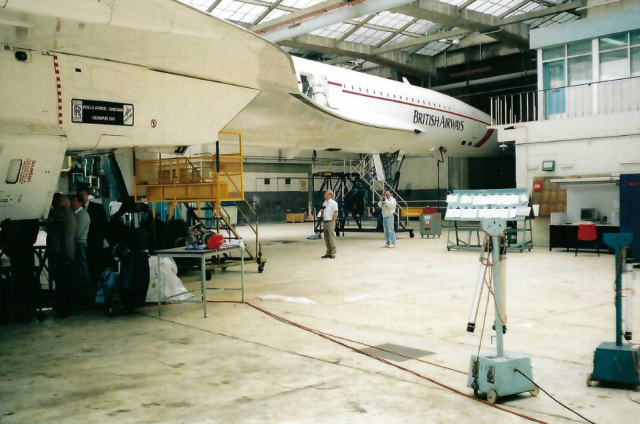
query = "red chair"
xmin=576 ymin=224 xmax=599 ymax=257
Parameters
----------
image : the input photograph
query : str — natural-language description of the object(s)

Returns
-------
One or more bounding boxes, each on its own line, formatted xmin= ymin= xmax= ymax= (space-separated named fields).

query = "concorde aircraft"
xmin=0 ymin=0 xmax=497 ymax=223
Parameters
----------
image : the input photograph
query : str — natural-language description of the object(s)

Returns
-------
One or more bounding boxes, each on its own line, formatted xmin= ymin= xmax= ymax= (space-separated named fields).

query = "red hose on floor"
xmin=206 ymin=300 xmax=550 ymax=424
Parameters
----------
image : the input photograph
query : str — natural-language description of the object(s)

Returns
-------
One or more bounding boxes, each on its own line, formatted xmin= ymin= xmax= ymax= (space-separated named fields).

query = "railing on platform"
xmin=491 ymin=76 xmax=640 ymax=126
xmin=135 ymin=153 xmax=243 ymax=203
xmin=347 ymin=154 xmax=410 ymax=225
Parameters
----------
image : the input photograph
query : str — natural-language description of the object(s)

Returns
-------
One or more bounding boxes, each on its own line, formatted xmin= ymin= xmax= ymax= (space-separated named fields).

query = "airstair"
xmin=313 ymin=153 xmax=414 ymax=238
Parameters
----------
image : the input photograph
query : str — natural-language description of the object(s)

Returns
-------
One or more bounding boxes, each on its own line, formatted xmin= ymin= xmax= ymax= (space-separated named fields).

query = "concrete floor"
xmin=1 ymin=222 xmax=638 ymax=423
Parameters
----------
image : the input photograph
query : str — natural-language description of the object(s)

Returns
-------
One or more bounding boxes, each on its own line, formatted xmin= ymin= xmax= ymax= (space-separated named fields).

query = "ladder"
xmin=349 ymin=153 xmax=411 ymax=226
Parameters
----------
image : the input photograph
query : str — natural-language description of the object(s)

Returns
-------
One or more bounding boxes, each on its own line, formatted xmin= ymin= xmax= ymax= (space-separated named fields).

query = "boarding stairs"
xmin=348 ymin=153 xmax=411 ymax=226
xmin=312 ymin=153 xmax=414 ymax=237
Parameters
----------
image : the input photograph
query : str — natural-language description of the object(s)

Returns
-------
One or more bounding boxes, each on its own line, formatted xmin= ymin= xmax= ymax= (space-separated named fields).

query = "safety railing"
xmin=491 ymin=76 xmax=640 ymax=126
xmin=134 ymin=154 xmax=243 ymax=203
xmin=348 ymin=154 xmax=410 ymax=224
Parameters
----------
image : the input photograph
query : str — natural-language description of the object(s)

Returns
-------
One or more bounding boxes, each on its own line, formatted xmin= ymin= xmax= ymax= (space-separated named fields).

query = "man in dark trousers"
xmin=77 ymin=187 xmax=108 ymax=294
xmin=47 ymin=194 xmax=77 ymax=316
xmin=0 ymin=219 xmax=40 ymax=321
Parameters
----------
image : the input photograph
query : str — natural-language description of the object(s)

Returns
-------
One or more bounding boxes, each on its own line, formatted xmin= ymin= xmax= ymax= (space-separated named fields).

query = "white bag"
xmin=146 ymin=257 xmax=193 ymax=302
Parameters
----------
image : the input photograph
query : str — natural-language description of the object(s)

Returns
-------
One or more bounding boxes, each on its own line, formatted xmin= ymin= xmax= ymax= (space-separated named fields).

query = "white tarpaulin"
xmin=146 ymin=257 xmax=193 ymax=302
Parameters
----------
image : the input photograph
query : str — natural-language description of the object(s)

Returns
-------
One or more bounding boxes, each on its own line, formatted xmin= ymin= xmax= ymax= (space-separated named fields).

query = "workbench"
xmin=549 ymin=224 xmax=619 ymax=252
xmin=153 ymin=245 xmax=244 ymax=318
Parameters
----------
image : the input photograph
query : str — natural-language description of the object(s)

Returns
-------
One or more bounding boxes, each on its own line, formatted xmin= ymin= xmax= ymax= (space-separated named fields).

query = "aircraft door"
xmin=300 ymin=74 xmax=314 ymax=99
xmin=324 ymin=75 xmax=343 ymax=110
xmin=0 ymin=134 xmax=67 ymax=221
xmin=472 ymin=121 xmax=483 ymax=140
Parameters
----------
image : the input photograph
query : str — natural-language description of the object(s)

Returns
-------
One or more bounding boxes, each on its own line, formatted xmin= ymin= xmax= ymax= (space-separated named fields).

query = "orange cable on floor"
xmin=220 ymin=300 xmax=552 ymax=424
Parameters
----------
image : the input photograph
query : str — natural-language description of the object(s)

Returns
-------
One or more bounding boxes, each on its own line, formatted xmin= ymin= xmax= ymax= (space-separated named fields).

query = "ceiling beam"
xmin=337 ymin=14 xmax=375 ymax=42
xmin=252 ymin=0 xmax=342 ymax=32
xmin=457 ymin=0 xmax=478 ymax=10
xmin=326 ymin=18 xmax=434 ymax=65
xmin=497 ymin=0 xmax=531 ymax=19
xmin=404 ymin=22 xmax=448 ymax=54
xmin=499 ymin=0 xmax=587 ymax=25
xmin=279 ymin=34 xmax=436 ymax=76
xmin=254 ymin=0 xmax=416 ymax=42
xmin=232 ymin=0 xmax=298 ymax=12
xmin=392 ymin=0 xmax=530 ymax=48
xmin=252 ymin=0 xmax=285 ymax=26
xmin=374 ymin=27 xmax=469 ymax=54
xmin=206 ymin=0 xmax=224 ymax=13
xmin=375 ymin=16 xmax=419 ymax=47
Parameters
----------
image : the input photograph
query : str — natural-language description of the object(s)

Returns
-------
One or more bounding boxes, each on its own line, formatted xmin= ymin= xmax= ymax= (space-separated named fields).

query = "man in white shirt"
xmin=321 ymin=190 xmax=339 ymax=258
xmin=378 ymin=190 xmax=397 ymax=248
xmin=70 ymin=195 xmax=92 ymax=304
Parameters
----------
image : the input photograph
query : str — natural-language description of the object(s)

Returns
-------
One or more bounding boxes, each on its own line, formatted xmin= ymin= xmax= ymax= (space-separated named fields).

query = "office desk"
xmin=153 ymin=246 xmax=244 ymax=318
xmin=549 ymin=224 xmax=619 ymax=252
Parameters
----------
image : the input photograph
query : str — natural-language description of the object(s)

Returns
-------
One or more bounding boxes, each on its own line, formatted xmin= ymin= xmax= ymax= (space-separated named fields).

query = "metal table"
xmin=153 ymin=246 xmax=244 ymax=318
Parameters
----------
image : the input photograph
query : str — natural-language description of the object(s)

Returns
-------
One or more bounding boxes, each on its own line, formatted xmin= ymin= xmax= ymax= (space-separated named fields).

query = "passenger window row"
xmin=346 ymin=84 xmax=452 ymax=111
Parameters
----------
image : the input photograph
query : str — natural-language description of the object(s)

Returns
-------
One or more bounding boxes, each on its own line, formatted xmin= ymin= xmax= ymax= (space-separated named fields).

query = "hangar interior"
xmin=1 ymin=0 xmax=640 ymax=423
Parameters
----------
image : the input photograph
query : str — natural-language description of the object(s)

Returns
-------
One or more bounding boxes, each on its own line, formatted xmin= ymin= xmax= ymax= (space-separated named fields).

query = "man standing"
xmin=378 ymin=190 xmax=397 ymax=248
xmin=70 ymin=195 xmax=92 ymax=304
xmin=47 ymin=194 xmax=77 ymax=316
xmin=78 ymin=187 xmax=108 ymax=290
xmin=321 ymin=190 xmax=339 ymax=259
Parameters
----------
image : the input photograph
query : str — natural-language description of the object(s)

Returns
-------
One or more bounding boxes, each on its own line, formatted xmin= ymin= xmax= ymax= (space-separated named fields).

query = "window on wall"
xmin=601 ymin=50 xmax=629 ymax=80
xmin=568 ymin=40 xmax=592 ymax=85
xmin=599 ymin=33 xmax=630 ymax=81
xmin=632 ymin=48 xmax=640 ymax=77
xmin=632 ymin=30 xmax=640 ymax=77
xmin=542 ymin=46 xmax=564 ymax=61
xmin=599 ymin=33 xmax=628 ymax=51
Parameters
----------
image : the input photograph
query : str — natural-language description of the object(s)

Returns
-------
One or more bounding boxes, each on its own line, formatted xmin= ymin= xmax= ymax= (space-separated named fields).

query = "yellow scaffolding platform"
xmin=134 ymin=140 xmax=244 ymax=204
xmin=133 ymin=133 xmax=266 ymax=273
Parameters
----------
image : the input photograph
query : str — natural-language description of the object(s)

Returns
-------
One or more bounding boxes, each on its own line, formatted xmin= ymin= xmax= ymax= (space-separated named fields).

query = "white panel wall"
xmin=245 ymin=173 xmax=309 ymax=192
xmin=499 ymin=109 xmax=640 ymax=246
xmin=398 ymin=156 xmax=448 ymax=190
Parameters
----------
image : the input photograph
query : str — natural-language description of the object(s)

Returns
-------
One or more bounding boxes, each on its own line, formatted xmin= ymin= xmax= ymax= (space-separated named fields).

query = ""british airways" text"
xmin=413 ymin=110 xmax=464 ymax=131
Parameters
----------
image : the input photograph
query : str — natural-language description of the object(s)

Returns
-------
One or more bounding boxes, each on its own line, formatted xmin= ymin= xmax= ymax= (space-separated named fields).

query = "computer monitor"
xmin=580 ymin=208 xmax=599 ymax=222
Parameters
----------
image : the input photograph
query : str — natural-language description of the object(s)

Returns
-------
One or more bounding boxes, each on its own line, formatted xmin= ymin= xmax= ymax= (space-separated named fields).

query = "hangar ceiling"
xmin=178 ymin=0 xmax=585 ymax=79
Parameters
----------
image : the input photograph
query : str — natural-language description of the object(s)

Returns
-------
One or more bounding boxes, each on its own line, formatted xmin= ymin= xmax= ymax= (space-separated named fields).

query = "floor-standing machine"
xmin=446 ymin=189 xmax=538 ymax=404
xmin=588 ymin=233 xmax=640 ymax=386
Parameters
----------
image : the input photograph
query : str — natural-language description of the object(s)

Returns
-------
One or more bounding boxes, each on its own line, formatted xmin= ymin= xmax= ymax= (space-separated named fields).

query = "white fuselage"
xmin=291 ymin=57 xmax=497 ymax=157
xmin=0 ymin=0 xmax=498 ymax=222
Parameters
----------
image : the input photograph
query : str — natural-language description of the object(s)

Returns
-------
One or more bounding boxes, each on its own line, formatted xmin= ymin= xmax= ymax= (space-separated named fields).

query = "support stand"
xmin=467 ymin=219 xmax=537 ymax=403
xmin=589 ymin=233 xmax=640 ymax=386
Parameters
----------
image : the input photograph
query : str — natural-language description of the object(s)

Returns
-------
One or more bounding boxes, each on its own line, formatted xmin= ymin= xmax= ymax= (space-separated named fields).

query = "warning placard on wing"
xmin=71 ymin=99 xmax=134 ymax=126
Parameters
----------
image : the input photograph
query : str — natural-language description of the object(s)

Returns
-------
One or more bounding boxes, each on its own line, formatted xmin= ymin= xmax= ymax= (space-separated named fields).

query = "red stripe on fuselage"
xmin=474 ymin=129 xmax=495 ymax=148
xmin=336 ymin=86 xmax=490 ymax=126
